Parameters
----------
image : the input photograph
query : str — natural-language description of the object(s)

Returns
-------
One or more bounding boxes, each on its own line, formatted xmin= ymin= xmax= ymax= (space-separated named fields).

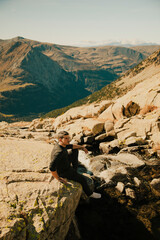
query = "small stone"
xmin=83 ymin=136 xmax=95 ymax=144
xmin=116 ymin=182 xmax=125 ymax=193
xmin=125 ymin=188 xmax=136 ymax=199
xmin=99 ymin=139 xmax=119 ymax=154
xmin=73 ymin=134 xmax=84 ymax=144
xmin=134 ymin=177 xmax=141 ymax=186
xmin=150 ymin=178 xmax=160 ymax=196
xmin=27 ymin=133 xmax=34 ymax=139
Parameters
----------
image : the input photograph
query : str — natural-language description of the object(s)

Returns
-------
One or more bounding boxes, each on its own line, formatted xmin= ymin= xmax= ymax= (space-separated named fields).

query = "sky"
xmin=0 ymin=0 xmax=160 ymax=47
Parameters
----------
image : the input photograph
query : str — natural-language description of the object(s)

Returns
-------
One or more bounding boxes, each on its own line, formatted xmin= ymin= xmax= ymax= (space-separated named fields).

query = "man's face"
xmin=60 ymin=135 xmax=70 ymax=146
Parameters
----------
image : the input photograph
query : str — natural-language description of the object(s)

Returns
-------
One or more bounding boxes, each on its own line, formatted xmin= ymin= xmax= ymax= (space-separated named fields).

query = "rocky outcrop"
xmin=1 ymin=102 xmax=160 ymax=240
xmin=114 ymin=110 xmax=160 ymax=145
xmin=28 ymin=118 xmax=55 ymax=132
xmin=53 ymin=100 xmax=112 ymax=130
xmin=0 ymin=139 xmax=82 ymax=240
xmin=0 ymin=174 xmax=82 ymax=240
xmin=98 ymin=67 xmax=160 ymax=121
xmin=88 ymin=153 xmax=145 ymax=183
xmin=1 ymin=100 xmax=160 ymax=151
xmin=78 ymin=150 xmax=160 ymax=239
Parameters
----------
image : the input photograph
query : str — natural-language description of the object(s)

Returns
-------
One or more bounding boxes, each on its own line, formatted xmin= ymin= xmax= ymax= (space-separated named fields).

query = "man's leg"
xmin=61 ymin=168 xmax=93 ymax=196
xmin=68 ymin=149 xmax=78 ymax=171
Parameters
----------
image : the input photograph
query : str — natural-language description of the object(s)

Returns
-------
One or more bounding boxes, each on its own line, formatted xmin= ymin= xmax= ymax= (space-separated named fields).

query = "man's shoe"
xmin=90 ymin=192 xmax=101 ymax=199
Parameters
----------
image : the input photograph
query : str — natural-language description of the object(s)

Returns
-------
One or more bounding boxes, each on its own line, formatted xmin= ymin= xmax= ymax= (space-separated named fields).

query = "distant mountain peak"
xmin=12 ymin=36 xmax=25 ymax=41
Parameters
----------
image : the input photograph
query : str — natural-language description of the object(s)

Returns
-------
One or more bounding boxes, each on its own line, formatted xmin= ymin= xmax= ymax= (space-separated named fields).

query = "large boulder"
xmin=99 ymin=139 xmax=120 ymax=154
xmin=122 ymin=101 xmax=140 ymax=118
xmin=95 ymin=130 xmax=116 ymax=141
xmin=107 ymin=153 xmax=145 ymax=168
xmin=98 ymin=153 xmax=145 ymax=183
xmin=151 ymin=132 xmax=160 ymax=146
xmin=0 ymin=173 xmax=82 ymax=240
xmin=57 ymin=118 xmax=104 ymax=137
xmin=89 ymin=155 xmax=110 ymax=175
xmin=125 ymin=136 xmax=147 ymax=146
xmin=0 ymin=139 xmax=82 ymax=240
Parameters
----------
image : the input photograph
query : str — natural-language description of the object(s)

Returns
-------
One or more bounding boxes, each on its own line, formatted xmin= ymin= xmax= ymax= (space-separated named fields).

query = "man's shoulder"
xmin=51 ymin=143 xmax=62 ymax=153
xmin=51 ymin=143 xmax=63 ymax=161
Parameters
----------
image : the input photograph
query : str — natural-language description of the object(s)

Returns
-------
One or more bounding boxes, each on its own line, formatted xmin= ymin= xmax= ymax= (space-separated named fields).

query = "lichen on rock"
xmin=0 ymin=140 xmax=82 ymax=240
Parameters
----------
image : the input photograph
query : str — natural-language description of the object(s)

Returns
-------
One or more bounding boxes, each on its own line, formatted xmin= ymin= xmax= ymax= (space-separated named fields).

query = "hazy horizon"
xmin=1 ymin=35 xmax=160 ymax=48
xmin=0 ymin=0 xmax=160 ymax=47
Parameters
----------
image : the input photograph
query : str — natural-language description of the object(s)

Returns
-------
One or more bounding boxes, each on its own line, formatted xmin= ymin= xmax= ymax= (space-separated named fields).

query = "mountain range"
xmin=0 ymin=37 xmax=159 ymax=121
xmin=45 ymin=47 xmax=160 ymax=118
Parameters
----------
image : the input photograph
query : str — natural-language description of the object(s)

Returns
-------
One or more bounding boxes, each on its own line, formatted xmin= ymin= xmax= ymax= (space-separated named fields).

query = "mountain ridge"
xmin=0 ymin=39 xmax=89 ymax=117
xmin=44 ymin=47 xmax=160 ymax=118
xmin=0 ymin=37 xmax=159 ymax=121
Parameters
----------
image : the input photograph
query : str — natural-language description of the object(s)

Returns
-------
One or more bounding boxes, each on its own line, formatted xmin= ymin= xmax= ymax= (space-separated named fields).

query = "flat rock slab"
xmin=0 ymin=138 xmax=53 ymax=172
xmin=107 ymin=153 xmax=145 ymax=168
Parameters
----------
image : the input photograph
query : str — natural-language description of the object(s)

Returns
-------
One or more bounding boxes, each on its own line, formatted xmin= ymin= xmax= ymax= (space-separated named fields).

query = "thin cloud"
xmin=71 ymin=39 xmax=160 ymax=47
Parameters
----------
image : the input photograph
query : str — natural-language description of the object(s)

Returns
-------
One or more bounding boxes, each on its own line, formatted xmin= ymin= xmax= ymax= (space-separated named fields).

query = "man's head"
xmin=58 ymin=131 xmax=70 ymax=146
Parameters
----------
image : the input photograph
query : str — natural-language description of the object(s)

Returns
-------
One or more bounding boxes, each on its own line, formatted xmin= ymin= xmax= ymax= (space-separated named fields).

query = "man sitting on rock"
xmin=49 ymin=131 xmax=101 ymax=199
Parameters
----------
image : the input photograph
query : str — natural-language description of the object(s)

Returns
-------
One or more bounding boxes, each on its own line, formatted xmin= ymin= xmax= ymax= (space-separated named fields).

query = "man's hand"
xmin=73 ymin=144 xmax=88 ymax=154
xmin=51 ymin=171 xmax=67 ymax=184
xmin=59 ymin=177 xmax=68 ymax=184
xmin=82 ymin=147 xmax=88 ymax=154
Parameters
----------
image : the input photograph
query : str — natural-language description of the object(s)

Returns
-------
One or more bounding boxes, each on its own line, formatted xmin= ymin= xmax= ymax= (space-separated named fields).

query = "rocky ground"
xmin=1 ymin=71 xmax=160 ymax=239
xmin=0 ymin=100 xmax=160 ymax=239
xmin=1 ymin=45 xmax=160 ymax=240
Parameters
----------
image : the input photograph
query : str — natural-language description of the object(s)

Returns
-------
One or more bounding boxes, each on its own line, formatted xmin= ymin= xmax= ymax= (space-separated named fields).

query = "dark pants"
xmin=60 ymin=149 xmax=93 ymax=196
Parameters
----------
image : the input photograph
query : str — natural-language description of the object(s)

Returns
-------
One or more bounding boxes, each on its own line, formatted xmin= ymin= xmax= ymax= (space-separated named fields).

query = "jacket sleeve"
xmin=49 ymin=150 xmax=62 ymax=171
xmin=66 ymin=144 xmax=73 ymax=149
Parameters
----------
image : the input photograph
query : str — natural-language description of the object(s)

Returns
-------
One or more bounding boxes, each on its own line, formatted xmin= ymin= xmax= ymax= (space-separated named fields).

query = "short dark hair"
xmin=58 ymin=131 xmax=69 ymax=139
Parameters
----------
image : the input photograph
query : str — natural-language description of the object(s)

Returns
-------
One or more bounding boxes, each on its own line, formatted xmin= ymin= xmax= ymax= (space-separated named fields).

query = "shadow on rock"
xmin=75 ymin=192 xmax=155 ymax=240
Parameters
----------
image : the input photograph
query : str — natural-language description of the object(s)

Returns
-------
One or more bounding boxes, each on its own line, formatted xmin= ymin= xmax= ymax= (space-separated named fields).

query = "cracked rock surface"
xmin=0 ymin=139 xmax=82 ymax=240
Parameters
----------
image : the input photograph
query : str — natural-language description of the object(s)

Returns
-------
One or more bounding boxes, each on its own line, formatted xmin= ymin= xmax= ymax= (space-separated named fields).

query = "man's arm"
xmin=51 ymin=170 xmax=68 ymax=184
xmin=72 ymin=144 xmax=88 ymax=154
